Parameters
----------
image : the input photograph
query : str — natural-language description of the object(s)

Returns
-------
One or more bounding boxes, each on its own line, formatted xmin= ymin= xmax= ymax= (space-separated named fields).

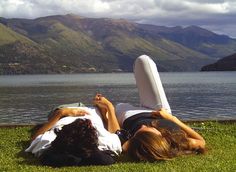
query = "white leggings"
xmin=133 ymin=55 xmax=172 ymax=114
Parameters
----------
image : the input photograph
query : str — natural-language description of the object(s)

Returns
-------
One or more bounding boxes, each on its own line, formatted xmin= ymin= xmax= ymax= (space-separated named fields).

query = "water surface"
xmin=0 ymin=72 xmax=235 ymax=124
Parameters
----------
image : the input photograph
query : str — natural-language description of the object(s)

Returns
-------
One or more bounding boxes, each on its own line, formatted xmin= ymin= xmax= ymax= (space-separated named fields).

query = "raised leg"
xmin=133 ymin=55 xmax=171 ymax=113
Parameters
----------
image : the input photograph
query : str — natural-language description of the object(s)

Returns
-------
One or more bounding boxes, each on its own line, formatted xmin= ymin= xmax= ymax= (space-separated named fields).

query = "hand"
xmin=93 ymin=94 xmax=114 ymax=121
xmin=152 ymin=108 xmax=174 ymax=121
xmin=60 ymin=108 xmax=89 ymax=117
xmin=93 ymin=94 xmax=113 ymax=110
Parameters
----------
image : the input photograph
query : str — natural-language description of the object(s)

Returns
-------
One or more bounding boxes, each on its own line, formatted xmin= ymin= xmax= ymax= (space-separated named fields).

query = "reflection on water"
xmin=0 ymin=72 xmax=236 ymax=124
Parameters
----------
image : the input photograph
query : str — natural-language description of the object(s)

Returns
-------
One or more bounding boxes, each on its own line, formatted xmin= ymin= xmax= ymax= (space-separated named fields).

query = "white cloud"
xmin=183 ymin=1 xmax=230 ymax=13
xmin=0 ymin=0 xmax=235 ymax=18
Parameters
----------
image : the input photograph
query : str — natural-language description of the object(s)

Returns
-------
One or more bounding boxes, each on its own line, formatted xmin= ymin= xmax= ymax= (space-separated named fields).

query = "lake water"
xmin=0 ymin=72 xmax=236 ymax=125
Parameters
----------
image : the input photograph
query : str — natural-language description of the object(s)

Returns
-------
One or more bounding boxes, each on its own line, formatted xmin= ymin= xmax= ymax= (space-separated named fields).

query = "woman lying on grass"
xmin=115 ymin=55 xmax=206 ymax=161
xmin=25 ymin=94 xmax=122 ymax=167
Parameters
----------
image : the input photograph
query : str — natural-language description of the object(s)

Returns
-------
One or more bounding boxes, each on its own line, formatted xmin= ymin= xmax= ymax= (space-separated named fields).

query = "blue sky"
xmin=1 ymin=0 xmax=236 ymax=38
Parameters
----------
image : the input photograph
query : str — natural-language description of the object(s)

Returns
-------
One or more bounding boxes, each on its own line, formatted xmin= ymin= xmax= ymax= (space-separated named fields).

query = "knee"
xmin=134 ymin=55 xmax=153 ymax=68
xmin=136 ymin=55 xmax=151 ymax=62
xmin=134 ymin=54 xmax=159 ymax=75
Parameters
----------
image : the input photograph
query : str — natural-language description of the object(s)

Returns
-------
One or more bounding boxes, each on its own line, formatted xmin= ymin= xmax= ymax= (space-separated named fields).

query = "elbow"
xmin=197 ymin=139 xmax=207 ymax=154
xmin=198 ymin=135 xmax=206 ymax=149
xmin=196 ymin=139 xmax=206 ymax=154
xmin=188 ymin=137 xmax=206 ymax=150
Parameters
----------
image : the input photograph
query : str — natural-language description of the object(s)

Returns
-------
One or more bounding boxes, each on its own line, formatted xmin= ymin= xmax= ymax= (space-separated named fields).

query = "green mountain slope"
xmin=0 ymin=23 xmax=58 ymax=74
xmin=1 ymin=17 xmax=119 ymax=73
xmin=75 ymin=18 xmax=213 ymax=71
xmin=141 ymin=25 xmax=236 ymax=58
xmin=0 ymin=14 xmax=235 ymax=74
xmin=0 ymin=23 xmax=35 ymax=46
xmin=32 ymin=21 xmax=118 ymax=72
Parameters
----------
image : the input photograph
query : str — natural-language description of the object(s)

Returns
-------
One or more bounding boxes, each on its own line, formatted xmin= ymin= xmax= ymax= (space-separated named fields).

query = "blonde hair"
xmin=126 ymin=129 xmax=198 ymax=162
xmin=127 ymin=131 xmax=175 ymax=161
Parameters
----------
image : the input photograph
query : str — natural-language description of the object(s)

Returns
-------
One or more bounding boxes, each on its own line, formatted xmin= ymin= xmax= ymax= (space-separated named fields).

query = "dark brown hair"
xmin=51 ymin=118 xmax=99 ymax=158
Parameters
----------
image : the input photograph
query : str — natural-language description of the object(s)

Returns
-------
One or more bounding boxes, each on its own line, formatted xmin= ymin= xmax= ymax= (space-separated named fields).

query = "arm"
xmin=152 ymin=109 xmax=206 ymax=149
xmin=93 ymin=94 xmax=120 ymax=133
xmin=31 ymin=108 xmax=88 ymax=141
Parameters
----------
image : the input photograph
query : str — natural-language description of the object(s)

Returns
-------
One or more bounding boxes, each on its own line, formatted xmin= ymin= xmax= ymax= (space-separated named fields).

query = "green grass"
xmin=0 ymin=121 xmax=236 ymax=172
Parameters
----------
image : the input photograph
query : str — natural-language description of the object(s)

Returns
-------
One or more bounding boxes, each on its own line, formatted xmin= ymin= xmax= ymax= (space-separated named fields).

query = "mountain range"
xmin=0 ymin=14 xmax=236 ymax=74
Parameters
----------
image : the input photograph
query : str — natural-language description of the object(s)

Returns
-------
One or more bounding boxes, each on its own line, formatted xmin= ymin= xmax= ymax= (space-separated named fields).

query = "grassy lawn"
xmin=0 ymin=121 xmax=236 ymax=172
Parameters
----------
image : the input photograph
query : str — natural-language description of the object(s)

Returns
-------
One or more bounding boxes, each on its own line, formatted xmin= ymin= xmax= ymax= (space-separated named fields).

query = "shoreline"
xmin=1 ymin=119 xmax=236 ymax=128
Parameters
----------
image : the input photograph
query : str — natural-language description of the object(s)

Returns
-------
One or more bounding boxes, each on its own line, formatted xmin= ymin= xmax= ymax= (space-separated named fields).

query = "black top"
xmin=123 ymin=112 xmax=181 ymax=136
